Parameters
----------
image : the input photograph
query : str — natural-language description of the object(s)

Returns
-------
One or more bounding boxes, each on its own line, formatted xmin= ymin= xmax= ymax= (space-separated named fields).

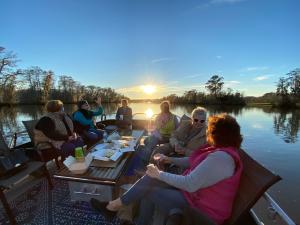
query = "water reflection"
xmin=0 ymin=103 xmax=299 ymax=222
xmin=0 ymin=106 xmax=18 ymax=134
xmin=0 ymin=104 xmax=299 ymax=145
xmin=273 ymin=110 xmax=300 ymax=143
xmin=145 ymin=108 xmax=154 ymax=118
xmin=205 ymin=105 xmax=244 ymax=117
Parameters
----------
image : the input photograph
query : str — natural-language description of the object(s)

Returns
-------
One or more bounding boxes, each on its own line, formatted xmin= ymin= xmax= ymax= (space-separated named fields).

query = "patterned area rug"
xmin=0 ymin=178 xmax=120 ymax=225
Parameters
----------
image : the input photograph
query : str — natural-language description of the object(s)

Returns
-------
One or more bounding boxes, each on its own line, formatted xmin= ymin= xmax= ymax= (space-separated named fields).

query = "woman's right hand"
xmin=153 ymin=153 xmax=170 ymax=164
xmin=68 ymin=133 xmax=77 ymax=141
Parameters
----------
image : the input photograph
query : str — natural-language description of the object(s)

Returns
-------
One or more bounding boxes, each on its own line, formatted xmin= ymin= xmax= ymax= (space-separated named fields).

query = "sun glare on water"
xmin=145 ymin=108 xmax=154 ymax=118
xmin=141 ymin=85 xmax=156 ymax=94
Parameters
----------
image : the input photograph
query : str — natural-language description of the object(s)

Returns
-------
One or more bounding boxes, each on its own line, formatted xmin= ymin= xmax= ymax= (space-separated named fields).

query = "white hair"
xmin=191 ymin=107 xmax=207 ymax=119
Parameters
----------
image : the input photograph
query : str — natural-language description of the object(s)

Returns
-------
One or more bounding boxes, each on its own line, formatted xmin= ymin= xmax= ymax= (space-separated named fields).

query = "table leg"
xmin=0 ymin=188 xmax=17 ymax=225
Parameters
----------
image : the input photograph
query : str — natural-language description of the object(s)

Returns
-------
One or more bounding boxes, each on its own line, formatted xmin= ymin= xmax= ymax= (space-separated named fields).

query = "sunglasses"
xmin=193 ymin=118 xmax=205 ymax=123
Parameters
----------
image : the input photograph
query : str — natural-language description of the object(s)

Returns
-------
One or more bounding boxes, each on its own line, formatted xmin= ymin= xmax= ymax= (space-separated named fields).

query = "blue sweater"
xmin=73 ymin=106 xmax=103 ymax=129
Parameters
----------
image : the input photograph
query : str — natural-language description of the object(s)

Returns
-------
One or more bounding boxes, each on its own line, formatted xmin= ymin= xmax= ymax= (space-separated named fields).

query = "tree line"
xmin=162 ymin=75 xmax=246 ymax=105
xmin=162 ymin=72 xmax=300 ymax=108
xmin=275 ymin=68 xmax=300 ymax=107
xmin=0 ymin=47 xmax=127 ymax=105
xmin=1 ymin=46 xmax=299 ymax=107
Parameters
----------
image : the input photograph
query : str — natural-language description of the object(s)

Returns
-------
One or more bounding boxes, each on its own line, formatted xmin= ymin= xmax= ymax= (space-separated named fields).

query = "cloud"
xmin=116 ymin=81 xmax=208 ymax=99
xmin=190 ymin=84 xmax=206 ymax=89
xmin=210 ymin=0 xmax=245 ymax=4
xmin=196 ymin=0 xmax=244 ymax=9
xmin=254 ymin=75 xmax=270 ymax=81
xmin=224 ymin=80 xmax=241 ymax=88
xmin=184 ymin=74 xmax=203 ymax=79
xmin=227 ymin=80 xmax=241 ymax=84
xmin=241 ymin=66 xmax=269 ymax=72
xmin=115 ymin=86 xmax=141 ymax=93
xmin=151 ymin=57 xmax=173 ymax=64
xmin=216 ymin=55 xmax=222 ymax=59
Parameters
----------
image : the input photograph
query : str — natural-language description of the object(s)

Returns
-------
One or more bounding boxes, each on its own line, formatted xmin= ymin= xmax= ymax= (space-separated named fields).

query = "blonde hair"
xmin=46 ymin=100 xmax=64 ymax=112
xmin=191 ymin=107 xmax=207 ymax=119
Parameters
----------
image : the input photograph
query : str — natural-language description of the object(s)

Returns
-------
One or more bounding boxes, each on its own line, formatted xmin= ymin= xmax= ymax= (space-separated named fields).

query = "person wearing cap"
xmin=34 ymin=100 xmax=84 ymax=157
xmin=73 ymin=96 xmax=104 ymax=144
xmin=151 ymin=106 xmax=207 ymax=159
xmin=115 ymin=99 xmax=132 ymax=129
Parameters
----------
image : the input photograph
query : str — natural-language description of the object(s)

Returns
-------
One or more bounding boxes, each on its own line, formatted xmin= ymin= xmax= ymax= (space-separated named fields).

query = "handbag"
xmin=0 ymin=149 xmax=29 ymax=179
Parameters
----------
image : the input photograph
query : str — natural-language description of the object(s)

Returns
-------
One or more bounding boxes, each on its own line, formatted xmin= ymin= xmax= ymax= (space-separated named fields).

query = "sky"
xmin=1 ymin=0 xmax=300 ymax=99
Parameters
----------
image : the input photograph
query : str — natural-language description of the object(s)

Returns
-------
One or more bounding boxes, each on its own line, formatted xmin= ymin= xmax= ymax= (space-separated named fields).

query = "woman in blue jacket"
xmin=73 ymin=96 xmax=104 ymax=144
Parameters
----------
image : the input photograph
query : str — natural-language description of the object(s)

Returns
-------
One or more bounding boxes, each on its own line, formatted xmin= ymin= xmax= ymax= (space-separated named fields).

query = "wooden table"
xmin=53 ymin=129 xmax=144 ymax=201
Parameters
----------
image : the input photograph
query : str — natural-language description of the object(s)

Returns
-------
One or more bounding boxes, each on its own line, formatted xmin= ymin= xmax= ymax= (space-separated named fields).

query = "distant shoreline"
xmin=1 ymin=101 xmax=299 ymax=109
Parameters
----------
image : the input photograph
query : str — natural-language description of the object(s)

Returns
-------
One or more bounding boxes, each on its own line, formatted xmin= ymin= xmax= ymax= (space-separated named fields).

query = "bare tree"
xmin=42 ymin=70 xmax=54 ymax=102
xmin=276 ymin=77 xmax=289 ymax=96
xmin=0 ymin=47 xmax=21 ymax=104
xmin=287 ymin=68 xmax=300 ymax=97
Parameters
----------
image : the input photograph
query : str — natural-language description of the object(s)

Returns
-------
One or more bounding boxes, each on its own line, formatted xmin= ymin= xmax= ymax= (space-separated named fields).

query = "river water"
xmin=0 ymin=103 xmax=299 ymax=223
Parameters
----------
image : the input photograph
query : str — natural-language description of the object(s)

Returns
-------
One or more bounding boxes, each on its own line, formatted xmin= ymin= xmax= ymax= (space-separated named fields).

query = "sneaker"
xmin=90 ymin=198 xmax=117 ymax=221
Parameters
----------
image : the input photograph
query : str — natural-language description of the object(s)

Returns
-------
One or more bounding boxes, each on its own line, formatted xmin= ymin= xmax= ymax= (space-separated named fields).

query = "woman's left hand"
xmin=146 ymin=164 xmax=161 ymax=179
xmin=95 ymin=96 xmax=102 ymax=105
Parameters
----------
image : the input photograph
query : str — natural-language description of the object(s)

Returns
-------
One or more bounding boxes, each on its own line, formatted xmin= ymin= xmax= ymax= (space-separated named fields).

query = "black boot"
xmin=90 ymin=198 xmax=117 ymax=221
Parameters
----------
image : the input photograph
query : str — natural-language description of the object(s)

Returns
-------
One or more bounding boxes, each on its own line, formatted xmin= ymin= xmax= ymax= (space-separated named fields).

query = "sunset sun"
xmin=141 ymin=85 xmax=156 ymax=95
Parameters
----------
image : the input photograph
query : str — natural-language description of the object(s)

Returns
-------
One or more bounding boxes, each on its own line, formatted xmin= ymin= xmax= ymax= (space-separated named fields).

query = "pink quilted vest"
xmin=182 ymin=146 xmax=243 ymax=225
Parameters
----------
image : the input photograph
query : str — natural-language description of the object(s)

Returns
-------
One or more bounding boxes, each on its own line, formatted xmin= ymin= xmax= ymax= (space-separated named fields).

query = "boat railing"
xmin=250 ymin=192 xmax=297 ymax=225
xmin=252 ymin=192 xmax=297 ymax=225
xmin=3 ymin=130 xmax=28 ymax=148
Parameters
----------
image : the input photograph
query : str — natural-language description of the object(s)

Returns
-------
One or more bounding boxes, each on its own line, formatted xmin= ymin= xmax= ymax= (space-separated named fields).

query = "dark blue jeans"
xmin=139 ymin=135 xmax=160 ymax=163
xmin=121 ymin=175 xmax=189 ymax=225
xmin=85 ymin=128 xmax=103 ymax=143
xmin=61 ymin=137 xmax=84 ymax=157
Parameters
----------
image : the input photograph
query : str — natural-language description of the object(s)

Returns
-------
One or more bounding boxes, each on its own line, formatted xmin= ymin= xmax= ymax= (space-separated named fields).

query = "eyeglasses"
xmin=193 ymin=118 xmax=205 ymax=123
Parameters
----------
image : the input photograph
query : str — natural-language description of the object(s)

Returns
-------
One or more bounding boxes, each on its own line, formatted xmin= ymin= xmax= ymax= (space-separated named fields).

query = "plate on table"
xmin=91 ymin=146 xmax=123 ymax=162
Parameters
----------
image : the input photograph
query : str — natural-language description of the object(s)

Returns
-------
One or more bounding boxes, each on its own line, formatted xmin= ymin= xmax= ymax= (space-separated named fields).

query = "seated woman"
xmin=91 ymin=113 xmax=243 ymax=225
xmin=139 ymin=101 xmax=178 ymax=164
xmin=34 ymin=100 xmax=84 ymax=158
xmin=115 ymin=99 xmax=133 ymax=129
xmin=73 ymin=96 xmax=104 ymax=144
xmin=151 ymin=106 xmax=207 ymax=160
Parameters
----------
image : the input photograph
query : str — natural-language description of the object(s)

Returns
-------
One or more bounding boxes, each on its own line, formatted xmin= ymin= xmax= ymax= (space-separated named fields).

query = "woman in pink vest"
xmin=90 ymin=113 xmax=243 ymax=225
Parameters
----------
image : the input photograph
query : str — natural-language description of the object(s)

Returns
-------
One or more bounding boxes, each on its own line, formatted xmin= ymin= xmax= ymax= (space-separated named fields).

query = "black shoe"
xmin=120 ymin=220 xmax=134 ymax=225
xmin=90 ymin=198 xmax=117 ymax=221
xmin=166 ymin=213 xmax=183 ymax=225
xmin=134 ymin=169 xmax=146 ymax=178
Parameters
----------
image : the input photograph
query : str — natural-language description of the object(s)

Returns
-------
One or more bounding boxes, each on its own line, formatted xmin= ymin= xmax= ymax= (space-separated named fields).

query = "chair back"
xmin=22 ymin=120 xmax=38 ymax=144
xmin=224 ymin=149 xmax=281 ymax=225
xmin=0 ymin=131 xmax=10 ymax=156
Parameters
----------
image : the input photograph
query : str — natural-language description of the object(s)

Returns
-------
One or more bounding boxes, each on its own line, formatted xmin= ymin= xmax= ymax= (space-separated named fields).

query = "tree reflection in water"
xmin=1 ymin=104 xmax=299 ymax=145
xmin=0 ymin=103 xmax=119 ymax=136
xmin=273 ymin=110 xmax=300 ymax=143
